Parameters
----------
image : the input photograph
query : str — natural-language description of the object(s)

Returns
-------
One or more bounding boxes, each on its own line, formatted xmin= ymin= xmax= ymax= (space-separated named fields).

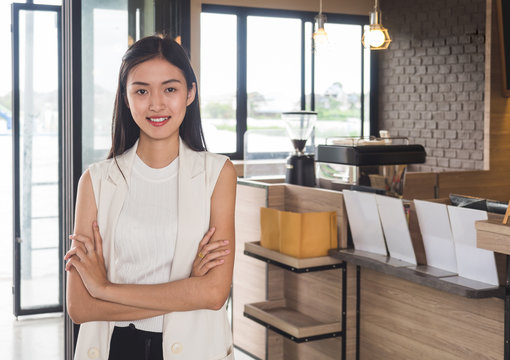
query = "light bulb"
xmin=367 ymin=29 xmax=385 ymax=47
xmin=313 ymin=27 xmax=328 ymax=45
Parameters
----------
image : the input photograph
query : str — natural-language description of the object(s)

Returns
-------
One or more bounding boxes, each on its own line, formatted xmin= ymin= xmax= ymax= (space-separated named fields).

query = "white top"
xmin=114 ymin=154 xmax=179 ymax=332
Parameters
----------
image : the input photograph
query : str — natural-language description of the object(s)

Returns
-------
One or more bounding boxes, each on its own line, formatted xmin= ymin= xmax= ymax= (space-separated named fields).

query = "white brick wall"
xmin=379 ymin=0 xmax=485 ymax=171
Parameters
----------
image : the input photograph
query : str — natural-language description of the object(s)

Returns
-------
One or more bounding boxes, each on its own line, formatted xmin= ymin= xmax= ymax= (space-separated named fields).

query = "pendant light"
xmin=362 ymin=0 xmax=391 ymax=50
xmin=313 ymin=0 xmax=328 ymax=45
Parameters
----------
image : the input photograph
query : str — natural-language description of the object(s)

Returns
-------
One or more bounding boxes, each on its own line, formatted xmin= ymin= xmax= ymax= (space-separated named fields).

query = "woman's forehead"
xmin=127 ymin=58 xmax=185 ymax=85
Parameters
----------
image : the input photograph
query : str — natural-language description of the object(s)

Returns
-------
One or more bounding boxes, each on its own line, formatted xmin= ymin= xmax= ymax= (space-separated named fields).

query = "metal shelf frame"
xmin=243 ymin=246 xmax=350 ymax=358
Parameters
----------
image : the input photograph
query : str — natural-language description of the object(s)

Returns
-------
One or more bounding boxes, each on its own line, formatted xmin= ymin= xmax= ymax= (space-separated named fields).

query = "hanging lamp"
xmin=313 ymin=0 xmax=328 ymax=45
xmin=362 ymin=0 xmax=391 ymax=50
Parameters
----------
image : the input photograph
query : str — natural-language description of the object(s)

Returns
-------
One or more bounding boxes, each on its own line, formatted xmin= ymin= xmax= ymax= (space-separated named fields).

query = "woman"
xmin=65 ymin=35 xmax=236 ymax=360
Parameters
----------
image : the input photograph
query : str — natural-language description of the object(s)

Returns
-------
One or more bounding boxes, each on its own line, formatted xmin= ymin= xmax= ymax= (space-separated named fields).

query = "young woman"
xmin=64 ymin=35 xmax=236 ymax=360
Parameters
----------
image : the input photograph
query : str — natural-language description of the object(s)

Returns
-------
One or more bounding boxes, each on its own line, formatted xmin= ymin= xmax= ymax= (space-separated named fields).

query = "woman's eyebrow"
xmin=162 ymin=79 xmax=181 ymax=85
xmin=130 ymin=81 xmax=150 ymax=86
xmin=129 ymin=79 xmax=181 ymax=86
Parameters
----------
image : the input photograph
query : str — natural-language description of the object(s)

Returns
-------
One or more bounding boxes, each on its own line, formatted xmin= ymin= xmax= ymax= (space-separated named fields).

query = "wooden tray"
xmin=244 ymin=299 xmax=342 ymax=339
xmin=244 ymin=241 xmax=343 ymax=270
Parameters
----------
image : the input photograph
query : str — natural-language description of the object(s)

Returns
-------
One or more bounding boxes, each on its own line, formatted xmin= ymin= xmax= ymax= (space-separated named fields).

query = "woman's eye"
xmin=136 ymin=89 xmax=148 ymax=95
xmin=165 ymin=87 xmax=176 ymax=93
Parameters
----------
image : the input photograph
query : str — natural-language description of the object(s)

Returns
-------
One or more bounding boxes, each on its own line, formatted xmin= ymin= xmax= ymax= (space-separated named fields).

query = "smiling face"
xmin=125 ymin=57 xmax=196 ymax=145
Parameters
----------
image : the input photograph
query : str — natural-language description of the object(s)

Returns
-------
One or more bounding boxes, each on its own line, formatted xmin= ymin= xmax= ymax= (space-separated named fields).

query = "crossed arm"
xmin=65 ymin=160 xmax=237 ymax=324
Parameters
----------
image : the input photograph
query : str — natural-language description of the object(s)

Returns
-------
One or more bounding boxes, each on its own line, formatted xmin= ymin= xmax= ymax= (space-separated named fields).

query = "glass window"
xmin=0 ymin=0 xmax=15 ymax=280
xmin=201 ymin=6 xmax=369 ymax=159
xmin=363 ymin=39 xmax=371 ymax=137
xmin=314 ymin=23 xmax=364 ymax=144
xmin=305 ymin=21 xmax=313 ymax=110
xmin=200 ymin=12 xmax=237 ymax=153
xmin=81 ymin=0 xmax=156 ymax=169
xmin=244 ymin=16 xmax=301 ymax=158
xmin=247 ymin=16 xmax=301 ymax=125
xmin=81 ymin=1 xmax=128 ymax=168
xmin=18 ymin=8 xmax=60 ymax=309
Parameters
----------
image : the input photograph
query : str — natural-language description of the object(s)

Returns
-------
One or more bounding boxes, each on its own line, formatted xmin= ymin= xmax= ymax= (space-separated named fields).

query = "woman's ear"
xmin=186 ymin=83 xmax=197 ymax=106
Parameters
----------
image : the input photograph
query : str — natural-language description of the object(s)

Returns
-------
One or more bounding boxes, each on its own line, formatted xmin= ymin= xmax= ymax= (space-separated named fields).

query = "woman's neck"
xmin=136 ymin=135 xmax=179 ymax=169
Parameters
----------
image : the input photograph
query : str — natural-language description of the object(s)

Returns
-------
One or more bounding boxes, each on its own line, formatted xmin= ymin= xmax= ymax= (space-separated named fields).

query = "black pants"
xmin=108 ymin=324 xmax=163 ymax=360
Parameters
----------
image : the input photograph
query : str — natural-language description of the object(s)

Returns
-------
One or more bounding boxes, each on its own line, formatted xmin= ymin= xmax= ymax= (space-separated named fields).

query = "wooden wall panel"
xmin=359 ymin=269 xmax=503 ymax=360
xmin=284 ymin=270 xmax=343 ymax=324
xmin=233 ymin=183 xmax=268 ymax=358
xmin=282 ymin=337 xmax=342 ymax=360
xmin=402 ymin=172 xmax=438 ymax=200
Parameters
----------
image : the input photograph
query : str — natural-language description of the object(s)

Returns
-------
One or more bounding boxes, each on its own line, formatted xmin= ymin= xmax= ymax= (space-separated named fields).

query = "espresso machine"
xmin=282 ymin=111 xmax=317 ymax=187
xmin=316 ymin=136 xmax=426 ymax=196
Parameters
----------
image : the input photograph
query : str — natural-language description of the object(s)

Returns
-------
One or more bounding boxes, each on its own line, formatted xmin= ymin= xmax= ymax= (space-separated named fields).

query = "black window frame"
xmin=201 ymin=4 xmax=377 ymax=160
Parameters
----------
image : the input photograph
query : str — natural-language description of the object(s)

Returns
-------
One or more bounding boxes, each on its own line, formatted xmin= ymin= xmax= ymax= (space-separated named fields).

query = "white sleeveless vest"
xmin=73 ymin=139 xmax=234 ymax=360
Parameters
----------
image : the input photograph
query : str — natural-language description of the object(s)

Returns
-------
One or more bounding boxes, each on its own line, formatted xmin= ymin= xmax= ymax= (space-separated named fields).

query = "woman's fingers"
xmin=197 ymin=227 xmax=216 ymax=252
xmin=64 ymin=247 xmax=87 ymax=271
xmin=64 ymin=241 xmax=87 ymax=260
xmin=201 ymin=248 xmax=230 ymax=263
xmin=190 ymin=228 xmax=231 ymax=277
xmin=197 ymin=258 xmax=225 ymax=276
xmin=69 ymin=233 xmax=95 ymax=253
xmin=198 ymin=248 xmax=230 ymax=267
xmin=68 ymin=221 xmax=102 ymax=258
xmin=66 ymin=256 xmax=81 ymax=272
xmin=194 ymin=247 xmax=230 ymax=275
xmin=92 ymin=221 xmax=103 ymax=256
xmin=199 ymin=239 xmax=229 ymax=259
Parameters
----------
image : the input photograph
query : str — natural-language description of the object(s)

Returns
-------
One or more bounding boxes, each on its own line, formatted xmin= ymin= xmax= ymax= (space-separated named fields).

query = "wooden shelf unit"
xmin=233 ymin=181 xmax=357 ymax=360
xmin=243 ymin=241 xmax=348 ymax=357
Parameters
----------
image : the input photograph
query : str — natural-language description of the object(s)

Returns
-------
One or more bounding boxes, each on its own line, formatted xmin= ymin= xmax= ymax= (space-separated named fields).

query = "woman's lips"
xmin=146 ymin=116 xmax=170 ymax=127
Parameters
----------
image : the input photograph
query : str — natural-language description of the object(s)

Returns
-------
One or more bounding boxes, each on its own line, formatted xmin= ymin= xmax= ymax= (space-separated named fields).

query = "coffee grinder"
xmin=282 ymin=111 xmax=317 ymax=187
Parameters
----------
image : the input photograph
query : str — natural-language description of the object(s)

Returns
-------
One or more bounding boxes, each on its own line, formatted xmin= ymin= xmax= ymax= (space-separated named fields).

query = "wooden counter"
xmin=234 ymin=179 xmax=506 ymax=359
xmin=330 ymin=248 xmax=504 ymax=360
xmin=477 ymin=219 xmax=510 ymax=255
xmin=476 ymin=219 xmax=510 ymax=359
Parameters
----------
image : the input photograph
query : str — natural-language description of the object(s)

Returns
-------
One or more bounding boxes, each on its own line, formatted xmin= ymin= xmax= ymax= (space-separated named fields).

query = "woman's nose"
xmin=149 ymin=93 xmax=165 ymax=111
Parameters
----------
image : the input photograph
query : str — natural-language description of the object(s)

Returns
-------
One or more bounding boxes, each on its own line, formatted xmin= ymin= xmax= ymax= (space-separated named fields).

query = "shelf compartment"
xmin=244 ymin=299 xmax=343 ymax=343
xmin=244 ymin=241 xmax=344 ymax=273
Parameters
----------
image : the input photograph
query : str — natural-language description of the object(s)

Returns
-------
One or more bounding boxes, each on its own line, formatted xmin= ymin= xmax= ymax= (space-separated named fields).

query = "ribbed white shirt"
xmin=114 ymin=154 xmax=178 ymax=332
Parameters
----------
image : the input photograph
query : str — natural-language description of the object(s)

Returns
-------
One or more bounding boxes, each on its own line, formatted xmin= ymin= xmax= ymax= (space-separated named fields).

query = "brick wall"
xmin=378 ymin=0 xmax=486 ymax=171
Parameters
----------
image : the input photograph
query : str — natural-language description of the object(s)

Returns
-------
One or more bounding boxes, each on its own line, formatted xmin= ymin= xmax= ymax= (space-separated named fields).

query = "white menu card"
xmin=342 ymin=190 xmax=387 ymax=256
xmin=414 ymin=200 xmax=458 ymax=273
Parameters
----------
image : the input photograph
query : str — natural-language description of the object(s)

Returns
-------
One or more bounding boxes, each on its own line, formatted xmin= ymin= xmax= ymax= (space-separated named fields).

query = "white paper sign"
xmin=414 ymin=200 xmax=457 ymax=273
xmin=342 ymin=190 xmax=387 ymax=256
xmin=447 ymin=206 xmax=499 ymax=286
xmin=376 ymin=195 xmax=416 ymax=264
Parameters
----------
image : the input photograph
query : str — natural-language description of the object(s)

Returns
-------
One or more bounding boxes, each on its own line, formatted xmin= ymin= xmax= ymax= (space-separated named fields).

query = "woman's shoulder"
xmin=87 ymin=158 xmax=116 ymax=179
xmin=202 ymin=151 xmax=230 ymax=173
xmin=203 ymin=150 xmax=229 ymax=162
xmin=200 ymin=151 xmax=234 ymax=194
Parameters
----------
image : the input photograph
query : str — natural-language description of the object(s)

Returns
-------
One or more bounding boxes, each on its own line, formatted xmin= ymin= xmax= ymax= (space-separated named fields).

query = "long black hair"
xmin=107 ymin=35 xmax=207 ymax=159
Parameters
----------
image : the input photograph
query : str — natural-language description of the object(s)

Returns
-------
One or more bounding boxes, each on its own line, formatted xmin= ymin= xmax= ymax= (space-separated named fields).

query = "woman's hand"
xmin=191 ymin=227 xmax=230 ymax=277
xmin=64 ymin=221 xmax=110 ymax=299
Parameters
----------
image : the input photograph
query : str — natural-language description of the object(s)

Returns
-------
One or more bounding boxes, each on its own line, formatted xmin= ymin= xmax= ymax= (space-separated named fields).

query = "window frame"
xmin=201 ymin=4 xmax=376 ymax=160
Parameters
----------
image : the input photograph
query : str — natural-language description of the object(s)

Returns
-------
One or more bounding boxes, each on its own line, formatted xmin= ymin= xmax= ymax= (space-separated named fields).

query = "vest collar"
xmin=105 ymin=137 xmax=202 ymax=186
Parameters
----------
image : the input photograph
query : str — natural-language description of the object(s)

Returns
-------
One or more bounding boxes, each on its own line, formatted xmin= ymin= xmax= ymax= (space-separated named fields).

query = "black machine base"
xmin=286 ymin=154 xmax=316 ymax=187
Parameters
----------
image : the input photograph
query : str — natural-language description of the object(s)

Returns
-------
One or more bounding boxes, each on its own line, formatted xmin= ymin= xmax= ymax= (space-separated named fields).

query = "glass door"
xmin=12 ymin=3 xmax=62 ymax=316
